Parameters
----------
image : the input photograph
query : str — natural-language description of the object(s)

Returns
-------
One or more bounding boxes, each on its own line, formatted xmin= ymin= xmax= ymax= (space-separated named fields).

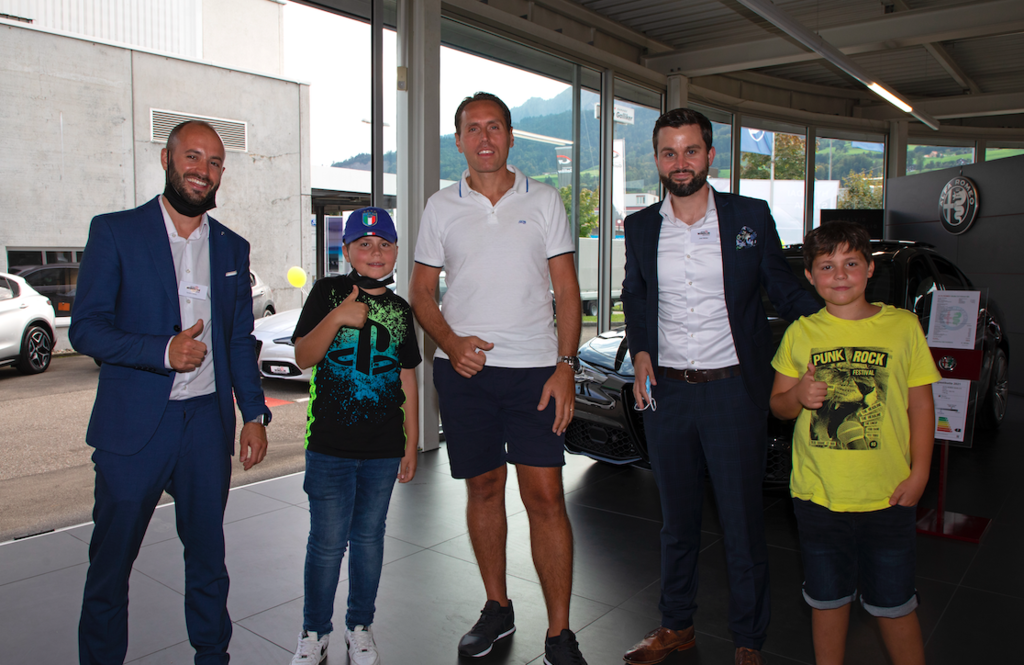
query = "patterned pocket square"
xmin=736 ymin=226 xmax=758 ymax=250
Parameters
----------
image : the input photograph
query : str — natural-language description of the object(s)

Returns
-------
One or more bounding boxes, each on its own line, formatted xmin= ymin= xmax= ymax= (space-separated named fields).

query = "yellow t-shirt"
xmin=772 ymin=304 xmax=941 ymax=512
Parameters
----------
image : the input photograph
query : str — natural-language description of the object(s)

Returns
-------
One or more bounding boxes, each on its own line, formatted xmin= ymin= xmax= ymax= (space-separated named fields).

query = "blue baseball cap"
xmin=343 ymin=207 xmax=398 ymax=245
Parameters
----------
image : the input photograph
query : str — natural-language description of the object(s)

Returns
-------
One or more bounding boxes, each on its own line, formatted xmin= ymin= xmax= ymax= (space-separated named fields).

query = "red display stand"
xmin=916 ymin=441 xmax=990 ymax=543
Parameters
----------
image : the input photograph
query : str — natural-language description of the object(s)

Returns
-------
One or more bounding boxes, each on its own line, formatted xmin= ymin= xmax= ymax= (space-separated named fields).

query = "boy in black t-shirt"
xmin=288 ymin=208 xmax=421 ymax=665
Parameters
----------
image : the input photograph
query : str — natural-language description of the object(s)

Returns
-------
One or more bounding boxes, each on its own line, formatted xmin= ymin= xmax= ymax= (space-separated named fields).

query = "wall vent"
xmin=150 ymin=109 xmax=248 ymax=152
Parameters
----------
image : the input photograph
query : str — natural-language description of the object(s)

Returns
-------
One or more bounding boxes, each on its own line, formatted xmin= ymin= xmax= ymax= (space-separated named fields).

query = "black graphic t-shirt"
xmin=292 ymin=276 xmax=421 ymax=459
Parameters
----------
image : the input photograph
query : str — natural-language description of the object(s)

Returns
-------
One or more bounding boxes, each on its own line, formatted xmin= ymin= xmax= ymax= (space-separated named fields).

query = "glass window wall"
xmin=907 ymin=143 xmax=973 ymax=175
xmin=986 ymin=146 xmax=1024 ymax=161
xmin=814 ymin=133 xmax=886 ymax=226
xmin=740 ymin=123 xmax=807 ymax=245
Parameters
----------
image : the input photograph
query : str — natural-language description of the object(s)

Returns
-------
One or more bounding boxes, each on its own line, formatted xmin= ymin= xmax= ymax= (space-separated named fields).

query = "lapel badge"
xmin=736 ymin=226 xmax=757 ymax=250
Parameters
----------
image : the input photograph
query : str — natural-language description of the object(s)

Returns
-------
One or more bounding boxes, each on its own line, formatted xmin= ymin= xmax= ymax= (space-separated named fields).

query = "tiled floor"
xmin=2 ymin=397 xmax=1021 ymax=664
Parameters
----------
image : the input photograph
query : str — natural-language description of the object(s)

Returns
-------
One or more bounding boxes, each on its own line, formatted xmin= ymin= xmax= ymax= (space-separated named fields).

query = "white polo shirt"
xmin=414 ymin=165 xmax=575 ymax=368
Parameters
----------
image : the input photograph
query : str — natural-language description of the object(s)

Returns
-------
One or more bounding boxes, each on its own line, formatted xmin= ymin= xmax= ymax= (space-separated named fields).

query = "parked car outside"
xmin=250 ymin=270 xmax=275 ymax=319
xmin=566 ymin=241 xmax=1010 ymax=485
xmin=12 ymin=263 xmax=79 ymax=317
xmin=0 ymin=272 xmax=57 ymax=374
xmin=253 ymin=308 xmax=309 ymax=382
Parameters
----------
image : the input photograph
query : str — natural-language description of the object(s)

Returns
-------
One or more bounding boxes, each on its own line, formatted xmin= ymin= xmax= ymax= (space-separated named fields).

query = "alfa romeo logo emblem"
xmin=939 ymin=356 xmax=957 ymax=371
xmin=938 ymin=176 xmax=979 ymax=235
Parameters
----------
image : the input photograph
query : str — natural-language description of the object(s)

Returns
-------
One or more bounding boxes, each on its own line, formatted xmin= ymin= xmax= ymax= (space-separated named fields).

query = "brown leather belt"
xmin=657 ymin=364 xmax=741 ymax=384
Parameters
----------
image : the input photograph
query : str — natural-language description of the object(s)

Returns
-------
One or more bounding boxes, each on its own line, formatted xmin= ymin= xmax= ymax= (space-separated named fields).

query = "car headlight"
xmin=272 ymin=336 xmax=295 ymax=346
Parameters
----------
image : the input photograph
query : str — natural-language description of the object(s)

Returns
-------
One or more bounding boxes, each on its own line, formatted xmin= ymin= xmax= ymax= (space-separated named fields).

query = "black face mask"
xmin=163 ymin=164 xmax=218 ymax=218
xmin=348 ymin=268 xmax=394 ymax=291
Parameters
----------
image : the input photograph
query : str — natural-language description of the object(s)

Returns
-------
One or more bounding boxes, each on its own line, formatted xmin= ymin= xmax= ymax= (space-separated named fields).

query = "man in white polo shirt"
xmin=409 ymin=92 xmax=586 ymax=665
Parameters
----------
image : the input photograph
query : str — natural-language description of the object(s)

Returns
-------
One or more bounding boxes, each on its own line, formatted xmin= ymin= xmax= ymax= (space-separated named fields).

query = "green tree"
xmin=740 ymin=134 xmax=807 ymax=180
xmin=838 ymin=170 xmax=883 ymax=209
xmin=560 ymin=186 xmax=600 ymax=237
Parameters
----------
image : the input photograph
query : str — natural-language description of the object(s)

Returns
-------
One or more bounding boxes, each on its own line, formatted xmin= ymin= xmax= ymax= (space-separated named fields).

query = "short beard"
xmin=660 ymin=165 xmax=708 ymax=199
xmin=167 ymin=159 xmax=218 ymax=208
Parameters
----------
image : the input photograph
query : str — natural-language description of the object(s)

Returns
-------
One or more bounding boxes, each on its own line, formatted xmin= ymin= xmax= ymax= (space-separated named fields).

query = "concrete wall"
xmin=0 ymin=22 xmax=310 ymax=325
xmin=886 ymin=154 xmax=1024 ymax=393
xmin=203 ymin=0 xmax=284 ymax=76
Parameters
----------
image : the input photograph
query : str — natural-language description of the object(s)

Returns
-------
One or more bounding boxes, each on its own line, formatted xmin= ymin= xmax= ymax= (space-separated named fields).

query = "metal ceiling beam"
xmin=442 ymin=0 xmax=666 ymax=90
xmin=857 ymin=91 xmax=1024 ymax=121
xmin=731 ymin=0 xmax=939 ymax=129
xmin=644 ymin=0 xmax=1024 ymax=77
xmin=891 ymin=0 xmax=981 ymax=95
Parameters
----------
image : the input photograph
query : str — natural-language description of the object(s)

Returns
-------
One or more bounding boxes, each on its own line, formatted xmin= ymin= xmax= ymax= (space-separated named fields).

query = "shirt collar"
xmin=159 ymin=196 xmax=209 ymax=241
xmin=659 ymin=185 xmax=717 ymax=228
xmin=458 ymin=164 xmax=527 ymax=198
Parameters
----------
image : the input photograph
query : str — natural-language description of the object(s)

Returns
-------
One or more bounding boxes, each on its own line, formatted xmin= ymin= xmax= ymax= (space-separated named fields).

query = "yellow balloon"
xmin=287 ymin=266 xmax=307 ymax=288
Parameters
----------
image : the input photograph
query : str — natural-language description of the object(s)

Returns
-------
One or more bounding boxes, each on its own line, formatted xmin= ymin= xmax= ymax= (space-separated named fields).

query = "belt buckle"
xmin=683 ymin=369 xmax=702 ymax=384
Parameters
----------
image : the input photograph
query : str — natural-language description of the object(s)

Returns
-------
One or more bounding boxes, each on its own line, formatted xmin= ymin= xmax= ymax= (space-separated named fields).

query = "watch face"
xmin=560 ymin=356 xmax=580 ymax=371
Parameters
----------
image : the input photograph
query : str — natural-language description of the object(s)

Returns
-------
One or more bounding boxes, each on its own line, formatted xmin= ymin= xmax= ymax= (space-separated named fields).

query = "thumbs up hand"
xmin=796 ymin=363 xmax=828 ymax=410
xmin=331 ymin=286 xmax=369 ymax=330
xmin=169 ymin=319 xmax=208 ymax=372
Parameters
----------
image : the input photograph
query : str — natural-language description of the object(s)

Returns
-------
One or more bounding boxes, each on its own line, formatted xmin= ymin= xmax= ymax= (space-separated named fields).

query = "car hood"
xmin=253 ymin=309 xmax=300 ymax=338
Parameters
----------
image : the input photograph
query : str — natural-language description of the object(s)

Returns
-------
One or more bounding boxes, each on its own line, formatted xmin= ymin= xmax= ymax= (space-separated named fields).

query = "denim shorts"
xmin=793 ymin=498 xmax=919 ymax=618
xmin=433 ymin=360 xmax=564 ymax=479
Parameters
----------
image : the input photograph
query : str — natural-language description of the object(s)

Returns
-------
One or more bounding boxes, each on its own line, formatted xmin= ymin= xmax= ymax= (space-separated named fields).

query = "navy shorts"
xmin=793 ymin=498 xmax=919 ymax=618
xmin=433 ymin=359 xmax=565 ymax=479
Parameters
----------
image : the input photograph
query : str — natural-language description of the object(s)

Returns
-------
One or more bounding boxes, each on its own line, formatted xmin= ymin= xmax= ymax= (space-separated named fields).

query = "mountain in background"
xmin=331 ymin=91 xmax=730 ymax=192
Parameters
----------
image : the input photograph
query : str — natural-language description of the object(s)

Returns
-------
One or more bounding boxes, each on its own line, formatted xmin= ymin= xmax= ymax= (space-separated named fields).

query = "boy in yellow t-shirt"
xmin=770 ymin=221 xmax=940 ymax=665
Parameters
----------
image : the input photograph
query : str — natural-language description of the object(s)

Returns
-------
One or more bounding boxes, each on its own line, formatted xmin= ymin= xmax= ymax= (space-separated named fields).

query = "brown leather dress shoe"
xmin=735 ymin=647 xmax=766 ymax=665
xmin=623 ymin=626 xmax=696 ymax=664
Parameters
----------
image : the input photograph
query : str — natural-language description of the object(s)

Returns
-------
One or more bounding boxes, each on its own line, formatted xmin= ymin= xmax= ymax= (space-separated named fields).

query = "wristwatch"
xmin=557 ymin=355 xmax=580 ymax=372
xmin=248 ymin=413 xmax=271 ymax=427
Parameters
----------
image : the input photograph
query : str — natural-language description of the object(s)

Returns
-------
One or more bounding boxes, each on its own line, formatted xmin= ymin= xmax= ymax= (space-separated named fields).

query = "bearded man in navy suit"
xmin=71 ymin=120 xmax=271 ymax=665
xmin=620 ymin=109 xmax=819 ymax=665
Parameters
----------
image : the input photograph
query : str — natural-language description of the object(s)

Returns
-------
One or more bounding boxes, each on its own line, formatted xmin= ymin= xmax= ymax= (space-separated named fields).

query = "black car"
xmin=565 ymin=241 xmax=1010 ymax=485
xmin=12 ymin=263 xmax=80 ymax=317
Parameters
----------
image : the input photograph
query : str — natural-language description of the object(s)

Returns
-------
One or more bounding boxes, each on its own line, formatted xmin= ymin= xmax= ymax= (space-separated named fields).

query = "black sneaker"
xmin=544 ymin=629 xmax=587 ymax=665
xmin=457 ymin=599 xmax=516 ymax=657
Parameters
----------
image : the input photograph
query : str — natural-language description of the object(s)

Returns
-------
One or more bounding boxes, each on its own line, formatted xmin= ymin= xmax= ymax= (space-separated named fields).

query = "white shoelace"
xmin=348 ymin=627 xmax=376 ymax=653
xmin=294 ymin=633 xmax=323 ymax=661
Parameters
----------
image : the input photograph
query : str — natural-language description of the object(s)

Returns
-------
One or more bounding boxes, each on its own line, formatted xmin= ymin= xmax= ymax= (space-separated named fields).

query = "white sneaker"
xmin=345 ymin=625 xmax=381 ymax=665
xmin=290 ymin=630 xmax=329 ymax=664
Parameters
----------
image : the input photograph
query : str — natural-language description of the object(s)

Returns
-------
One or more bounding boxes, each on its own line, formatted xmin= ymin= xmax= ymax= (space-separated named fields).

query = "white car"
xmin=250 ymin=270 xmax=276 ymax=319
xmin=0 ymin=272 xmax=57 ymax=374
xmin=252 ymin=308 xmax=309 ymax=382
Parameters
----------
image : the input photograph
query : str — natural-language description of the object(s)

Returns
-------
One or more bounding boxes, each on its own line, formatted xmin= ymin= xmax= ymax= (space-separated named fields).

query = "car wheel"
xmin=978 ymin=347 xmax=1008 ymax=430
xmin=583 ymin=301 xmax=597 ymax=316
xmin=263 ymin=306 xmax=276 ymax=318
xmin=16 ymin=325 xmax=53 ymax=375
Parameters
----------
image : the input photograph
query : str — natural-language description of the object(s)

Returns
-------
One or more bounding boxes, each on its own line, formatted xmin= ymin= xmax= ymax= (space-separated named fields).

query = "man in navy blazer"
xmin=71 ymin=121 xmax=271 ymax=665
xmin=621 ymin=109 xmax=818 ymax=665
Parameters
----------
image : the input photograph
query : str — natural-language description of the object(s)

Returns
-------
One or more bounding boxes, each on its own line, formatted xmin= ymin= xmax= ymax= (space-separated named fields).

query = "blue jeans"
xmin=303 ymin=450 xmax=400 ymax=635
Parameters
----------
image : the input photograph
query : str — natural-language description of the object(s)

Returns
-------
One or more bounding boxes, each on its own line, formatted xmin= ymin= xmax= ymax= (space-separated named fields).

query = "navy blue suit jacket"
xmin=71 ymin=196 xmax=269 ymax=455
xmin=620 ymin=190 xmax=819 ymax=411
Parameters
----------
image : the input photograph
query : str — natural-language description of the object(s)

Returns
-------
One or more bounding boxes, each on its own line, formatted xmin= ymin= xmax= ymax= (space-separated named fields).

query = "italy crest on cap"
xmin=363 ymin=210 xmax=378 ymax=227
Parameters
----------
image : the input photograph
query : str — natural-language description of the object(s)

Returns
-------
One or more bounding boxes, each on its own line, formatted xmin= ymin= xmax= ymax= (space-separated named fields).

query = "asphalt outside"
xmin=0 ymin=323 xmax=601 ymax=543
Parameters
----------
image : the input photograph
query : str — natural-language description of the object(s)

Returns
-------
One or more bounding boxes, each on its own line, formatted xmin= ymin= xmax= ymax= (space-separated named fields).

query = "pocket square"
xmin=736 ymin=227 xmax=758 ymax=250
xmin=225 ymin=270 xmax=237 ymax=277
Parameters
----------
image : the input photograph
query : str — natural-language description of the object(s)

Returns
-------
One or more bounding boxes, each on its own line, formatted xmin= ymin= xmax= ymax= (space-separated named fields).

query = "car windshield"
xmin=761 ymin=254 xmax=895 ymax=317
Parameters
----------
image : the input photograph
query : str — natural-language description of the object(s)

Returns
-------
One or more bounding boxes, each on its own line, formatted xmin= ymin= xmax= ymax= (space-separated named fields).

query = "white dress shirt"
xmin=160 ymin=198 xmax=216 ymax=400
xmin=656 ymin=189 xmax=740 ymax=370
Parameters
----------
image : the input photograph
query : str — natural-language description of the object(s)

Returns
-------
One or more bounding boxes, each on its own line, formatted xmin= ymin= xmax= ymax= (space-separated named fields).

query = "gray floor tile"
xmin=127 ymin=622 xmax=292 ymax=664
xmin=0 ymin=530 xmax=88 ymax=585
